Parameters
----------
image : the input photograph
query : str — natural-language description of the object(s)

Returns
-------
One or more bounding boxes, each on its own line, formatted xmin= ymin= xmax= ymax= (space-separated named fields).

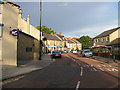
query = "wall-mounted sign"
xmin=10 ymin=29 xmax=19 ymax=36
xmin=0 ymin=24 xmax=3 ymax=38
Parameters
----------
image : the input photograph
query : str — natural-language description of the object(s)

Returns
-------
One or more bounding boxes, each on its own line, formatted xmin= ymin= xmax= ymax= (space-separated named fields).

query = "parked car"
xmin=72 ymin=50 xmax=77 ymax=53
xmin=59 ymin=50 xmax=63 ymax=53
xmin=51 ymin=50 xmax=61 ymax=58
xmin=82 ymin=49 xmax=93 ymax=57
xmin=63 ymin=50 xmax=68 ymax=53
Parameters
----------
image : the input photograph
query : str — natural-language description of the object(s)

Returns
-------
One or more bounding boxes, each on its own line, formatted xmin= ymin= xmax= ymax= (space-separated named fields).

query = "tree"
xmin=36 ymin=25 xmax=56 ymax=34
xmin=77 ymin=36 xmax=91 ymax=49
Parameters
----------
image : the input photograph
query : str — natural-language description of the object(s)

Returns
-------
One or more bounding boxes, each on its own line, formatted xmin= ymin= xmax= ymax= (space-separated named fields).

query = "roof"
xmin=56 ymin=34 xmax=64 ymax=40
xmin=19 ymin=31 xmax=36 ymax=40
xmin=7 ymin=1 xmax=20 ymax=8
xmin=67 ymin=40 xmax=74 ymax=43
xmin=43 ymin=33 xmax=61 ymax=41
xmin=94 ymin=27 xmax=120 ymax=39
xmin=107 ymin=38 xmax=120 ymax=45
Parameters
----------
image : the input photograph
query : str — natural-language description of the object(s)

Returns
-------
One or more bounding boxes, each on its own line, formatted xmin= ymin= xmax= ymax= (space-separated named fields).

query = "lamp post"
xmin=39 ymin=0 xmax=42 ymax=60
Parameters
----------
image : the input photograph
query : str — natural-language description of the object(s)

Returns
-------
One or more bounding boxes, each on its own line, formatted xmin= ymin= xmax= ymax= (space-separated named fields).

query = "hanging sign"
xmin=10 ymin=29 xmax=19 ymax=36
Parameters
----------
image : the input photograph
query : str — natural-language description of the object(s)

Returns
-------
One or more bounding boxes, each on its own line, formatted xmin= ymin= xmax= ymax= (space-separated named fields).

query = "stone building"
xmin=17 ymin=31 xmax=40 ymax=61
xmin=0 ymin=1 xmax=20 ymax=67
xmin=43 ymin=33 xmax=62 ymax=53
xmin=0 ymin=1 xmax=42 ymax=68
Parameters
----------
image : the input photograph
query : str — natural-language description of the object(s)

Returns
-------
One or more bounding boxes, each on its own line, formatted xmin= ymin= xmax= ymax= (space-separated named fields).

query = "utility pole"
xmin=39 ymin=0 xmax=42 ymax=60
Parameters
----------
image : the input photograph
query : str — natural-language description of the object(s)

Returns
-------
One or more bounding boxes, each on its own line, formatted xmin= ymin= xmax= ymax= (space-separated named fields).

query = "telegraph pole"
xmin=39 ymin=0 xmax=42 ymax=60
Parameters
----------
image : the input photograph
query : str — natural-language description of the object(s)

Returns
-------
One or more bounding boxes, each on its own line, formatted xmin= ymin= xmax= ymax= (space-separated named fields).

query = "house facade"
xmin=17 ymin=31 xmax=40 ymax=61
xmin=92 ymin=27 xmax=120 ymax=48
xmin=0 ymin=0 xmax=42 ymax=68
xmin=0 ymin=1 xmax=20 ymax=67
xmin=43 ymin=33 xmax=61 ymax=53
xmin=91 ymin=27 xmax=120 ymax=59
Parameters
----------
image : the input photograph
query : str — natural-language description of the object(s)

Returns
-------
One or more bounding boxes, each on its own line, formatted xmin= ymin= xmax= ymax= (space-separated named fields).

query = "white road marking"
xmin=91 ymin=65 xmax=93 ymax=67
xmin=99 ymin=68 xmax=104 ymax=71
xmin=97 ymin=65 xmax=101 ymax=67
xmin=76 ymin=81 xmax=80 ymax=90
xmin=93 ymin=68 xmax=97 ymax=71
xmin=102 ymin=65 xmax=106 ymax=67
xmin=80 ymin=67 xmax=83 ymax=76
xmin=107 ymin=68 xmax=111 ymax=71
xmin=112 ymin=68 xmax=118 ymax=72
xmin=109 ymin=65 xmax=112 ymax=67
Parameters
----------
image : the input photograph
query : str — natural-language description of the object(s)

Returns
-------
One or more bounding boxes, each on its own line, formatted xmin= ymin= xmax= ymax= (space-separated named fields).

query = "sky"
xmin=16 ymin=1 xmax=118 ymax=38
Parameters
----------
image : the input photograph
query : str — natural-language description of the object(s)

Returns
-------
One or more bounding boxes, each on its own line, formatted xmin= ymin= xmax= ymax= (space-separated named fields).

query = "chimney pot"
xmin=59 ymin=32 xmax=62 ymax=35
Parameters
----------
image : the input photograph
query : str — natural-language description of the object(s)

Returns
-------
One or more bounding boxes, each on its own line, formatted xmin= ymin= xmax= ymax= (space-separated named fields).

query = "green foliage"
xmin=43 ymin=37 xmax=47 ymax=41
xmin=77 ymin=36 xmax=91 ymax=49
xmin=36 ymin=25 xmax=56 ymax=34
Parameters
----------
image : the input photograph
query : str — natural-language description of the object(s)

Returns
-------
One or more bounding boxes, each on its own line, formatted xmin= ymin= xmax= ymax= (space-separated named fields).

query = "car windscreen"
xmin=84 ymin=51 xmax=91 ymax=53
xmin=53 ymin=51 xmax=60 ymax=54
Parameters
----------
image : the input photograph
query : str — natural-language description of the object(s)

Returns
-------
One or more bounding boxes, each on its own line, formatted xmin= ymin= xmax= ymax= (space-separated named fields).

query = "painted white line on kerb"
xmin=80 ymin=67 xmax=83 ymax=76
xmin=93 ymin=68 xmax=97 ymax=71
xmin=76 ymin=81 xmax=80 ymax=90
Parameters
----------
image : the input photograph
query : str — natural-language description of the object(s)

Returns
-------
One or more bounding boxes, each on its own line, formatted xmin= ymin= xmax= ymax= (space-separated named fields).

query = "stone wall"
xmin=2 ymin=3 xmax=19 ymax=66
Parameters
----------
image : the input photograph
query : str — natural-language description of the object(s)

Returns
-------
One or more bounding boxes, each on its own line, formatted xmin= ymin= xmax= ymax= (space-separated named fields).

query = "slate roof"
xmin=94 ymin=27 xmax=120 ymax=39
xmin=67 ymin=40 xmax=74 ymax=43
xmin=43 ymin=33 xmax=61 ymax=41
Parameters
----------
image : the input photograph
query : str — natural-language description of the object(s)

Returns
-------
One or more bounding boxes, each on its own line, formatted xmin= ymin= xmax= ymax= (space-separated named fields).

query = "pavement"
xmin=1 ymin=54 xmax=52 ymax=81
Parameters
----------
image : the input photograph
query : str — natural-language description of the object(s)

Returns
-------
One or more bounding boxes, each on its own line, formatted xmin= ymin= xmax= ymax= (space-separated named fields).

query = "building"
xmin=43 ymin=33 xmax=61 ymax=53
xmin=17 ymin=9 xmax=42 ymax=61
xmin=91 ymin=27 xmax=120 ymax=59
xmin=92 ymin=27 xmax=120 ymax=47
xmin=71 ymin=38 xmax=82 ymax=51
xmin=0 ymin=0 xmax=42 ymax=68
xmin=17 ymin=31 xmax=40 ymax=61
xmin=0 ymin=1 xmax=20 ymax=67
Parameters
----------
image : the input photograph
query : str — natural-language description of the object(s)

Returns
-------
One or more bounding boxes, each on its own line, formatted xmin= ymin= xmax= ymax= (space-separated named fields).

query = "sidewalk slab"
xmin=1 ymin=54 xmax=52 ymax=81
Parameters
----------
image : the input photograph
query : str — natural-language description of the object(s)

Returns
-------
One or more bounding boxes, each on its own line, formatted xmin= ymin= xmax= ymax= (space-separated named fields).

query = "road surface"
xmin=2 ymin=53 xmax=119 ymax=89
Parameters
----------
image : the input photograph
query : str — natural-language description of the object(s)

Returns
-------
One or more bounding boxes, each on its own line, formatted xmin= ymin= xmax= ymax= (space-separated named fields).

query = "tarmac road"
xmin=2 ymin=53 xmax=119 ymax=89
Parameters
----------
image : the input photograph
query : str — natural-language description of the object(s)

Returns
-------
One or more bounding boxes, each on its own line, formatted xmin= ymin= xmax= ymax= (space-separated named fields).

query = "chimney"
xmin=68 ymin=38 xmax=71 ymax=40
xmin=72 ymin=38 xmax=76 ymax=40
xmin=27 ymin=15 xmax=30 ymax=24
xmin=51 ymin=33 xmax=54 ymax=35
xmin=54 ymin=34 xmax=57 ymax=36
xmin=59 ymin=32 xmax=62 ymax=35
xmin=19 ymin=9 xmax=22 ymax=18
xmin=23 ymin=18 xmax=26 ymax=21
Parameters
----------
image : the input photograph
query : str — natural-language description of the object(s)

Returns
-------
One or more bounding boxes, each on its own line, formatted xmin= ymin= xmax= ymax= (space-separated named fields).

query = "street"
xmin=2 ymin=53 xmax=119 ymax=89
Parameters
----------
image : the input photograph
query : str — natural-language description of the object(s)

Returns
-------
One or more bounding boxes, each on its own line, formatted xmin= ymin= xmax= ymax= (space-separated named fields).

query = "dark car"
xmin=51 ymin=50 xmax=62 ymax=58
xmin=63 ymin=50 xmax=68 ymax=53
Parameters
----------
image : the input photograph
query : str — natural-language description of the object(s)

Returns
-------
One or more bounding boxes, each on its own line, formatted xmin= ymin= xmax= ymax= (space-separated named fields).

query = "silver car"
xmin=82 ymin=49 xmax=93 ymax=57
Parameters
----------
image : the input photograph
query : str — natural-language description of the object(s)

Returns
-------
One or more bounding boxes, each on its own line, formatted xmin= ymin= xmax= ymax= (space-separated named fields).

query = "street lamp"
xmin=39 ymin=0 xmax=42 ymax=60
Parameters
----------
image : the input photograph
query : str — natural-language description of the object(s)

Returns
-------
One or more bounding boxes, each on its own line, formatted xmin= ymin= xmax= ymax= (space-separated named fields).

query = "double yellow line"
xmin=0 ymin=75 xmax=24 ymax=86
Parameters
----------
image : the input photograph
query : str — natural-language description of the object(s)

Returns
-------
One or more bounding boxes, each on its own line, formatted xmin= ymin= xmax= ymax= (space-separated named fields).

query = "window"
xmin=57 ymin=42 xmax=59 ymax=45
xmin=102 ymin=38 xmax=104 ymax=42
xmin=106 ymin=37 xmax=109 ymax=42
xmin=26 ymin=48 xmax=32 ymax=52
xmin=55 ymin=41 xmax=56 ymax=45
xmin=48 ymin=41 xmax=50 ymax=45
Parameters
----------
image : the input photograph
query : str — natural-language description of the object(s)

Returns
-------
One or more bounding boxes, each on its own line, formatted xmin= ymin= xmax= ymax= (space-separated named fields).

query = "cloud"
xmin=58 ymin=3 xmax=68 ymax=7
xmin=64 ymin=19 xmax=118 ymax=38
